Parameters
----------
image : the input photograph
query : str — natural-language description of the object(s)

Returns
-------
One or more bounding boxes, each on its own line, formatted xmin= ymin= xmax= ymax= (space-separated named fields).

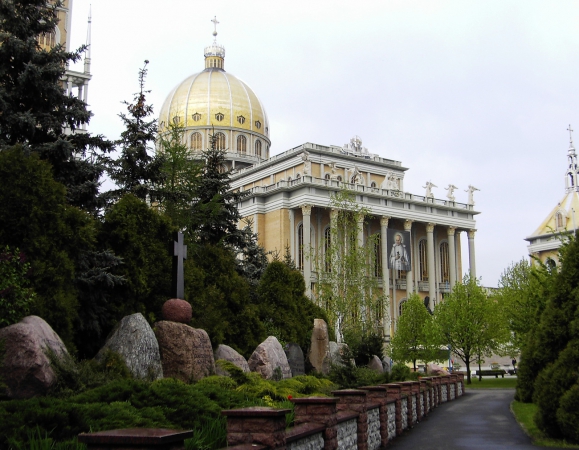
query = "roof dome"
xmin=158 ymin=69 xmax=270 ymax=141
xmin=158 ymin=19 xmax=270 ymax=168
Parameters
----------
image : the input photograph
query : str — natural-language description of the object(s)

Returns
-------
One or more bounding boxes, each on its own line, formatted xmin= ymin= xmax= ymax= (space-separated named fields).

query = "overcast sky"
xmin=68 ymin=0 xmax=579 ymax=287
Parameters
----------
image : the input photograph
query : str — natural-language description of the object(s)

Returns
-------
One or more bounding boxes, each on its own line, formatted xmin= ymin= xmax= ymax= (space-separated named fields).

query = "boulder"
xmin=155 ymin=321 xmax=215 ymax=382
xmin=161 ymin=299 xmax=192 ymax=323
xmin=368 ymin=355 xmax=384 ymax=373
xmin=248 ymin=336 xmax=292 ymax=380
xmin=214 ymin=344 xmax=250 ymax=375
xmin=427 ymin=363 xmax=449 ymax=376
xmin=284 ymin=343 xmax=305 ymax=377
xmin=0 ymin=316 xmax=68 ymax=399
xmin=308 ymin=319 xmax=330 ymax=375
xmin=329 ymin=341 xmax=349 ymax=367
xmin=96 ymin=313 xmax=163 ymax=380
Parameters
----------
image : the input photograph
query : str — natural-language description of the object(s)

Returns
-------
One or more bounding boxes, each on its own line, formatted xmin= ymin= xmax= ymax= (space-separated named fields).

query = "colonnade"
xmin=292 ymin=205 xmax=478 ymax=315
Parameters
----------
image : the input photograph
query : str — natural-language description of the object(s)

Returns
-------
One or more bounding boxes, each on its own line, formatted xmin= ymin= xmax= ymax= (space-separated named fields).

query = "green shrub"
xmin=48 ymin=349 xmax=132 ymax=397
xmin=556 ymin=383 xmax=579 ymax=442
xmin=390 ymin=363 xmax=412 ymax=382
xmin=533 ymin=343 xmax=579 ymax=439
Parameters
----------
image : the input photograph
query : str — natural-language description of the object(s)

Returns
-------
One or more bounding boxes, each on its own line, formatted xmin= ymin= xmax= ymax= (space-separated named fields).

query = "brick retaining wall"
xmin=220 ymin=374 xmax=465 ymax=450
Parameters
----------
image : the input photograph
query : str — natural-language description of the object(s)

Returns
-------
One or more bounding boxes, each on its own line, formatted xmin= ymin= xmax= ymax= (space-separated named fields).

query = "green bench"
xmin=475 ymin=369 xmax=507 ymax=378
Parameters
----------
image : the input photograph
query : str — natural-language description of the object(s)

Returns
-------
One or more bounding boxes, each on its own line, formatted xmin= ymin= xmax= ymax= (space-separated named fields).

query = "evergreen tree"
xmin=0 ymin=147 xmax=87 ymax=347
xmin=108 ymin=61 xmax=163 ymax=202
xmin=100 ymin=194 xmax=175 ymax=327
xmin=518 ymin=235 xmax=579 ymax=439
xmin=189 ymin=134 xmax=247 ymax=247
xmin=187 ymin=244 xmax=264 ymax=357
xmin=257 ymin=261 xmax=331 ymax=351
xmin=0 ymin=0 xmax=113 ymax=213
xmin=156 ymin=121 xmax=200 ymax=229
xmin=237 ymin=220 xmax=269 ymax=286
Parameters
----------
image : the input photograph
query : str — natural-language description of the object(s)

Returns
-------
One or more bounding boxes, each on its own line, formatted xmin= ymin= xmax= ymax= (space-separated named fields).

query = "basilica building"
xmin=158 ymin=24 xmax=480 ymax=338
xmin=526 ymin=127 xmax=579 ymax=265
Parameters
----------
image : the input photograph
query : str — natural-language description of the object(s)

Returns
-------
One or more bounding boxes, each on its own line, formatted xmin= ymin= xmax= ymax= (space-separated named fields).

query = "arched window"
xmin=337 ymin=176 xmax=342 ymax=182
xmin=419 ymin=239 xmax=428 ymax=281
xmin=298 ymin=223 xmax=304 ymax=269
xmin=324 ymin=227 xmax=331 ymax=272
xmin=255 ymin=140 xmax=262 ymax=157
xmin=399 ymin=298 xmax=407 ymax=316
xmin=237 ymin=135 xmax=247 ymax=153
xmin=440 ymin=241 xmax=450 ymax=283
xmin=556 ymin=212 xmax=564 ymax=229
xmin=190 ymin=132 xmax=202 ymax=151
xmin=296 ymin=173 xmax=301 ymax=179
xmin=371 ymin=181 xmax=377 ymax=188
xmin=214 ymin=132 xmax=226 ymax=150
xmin=325 ymin=173 xmax=330 ymax=180
xmin=374 ymin=233 xmax=382 ymax=277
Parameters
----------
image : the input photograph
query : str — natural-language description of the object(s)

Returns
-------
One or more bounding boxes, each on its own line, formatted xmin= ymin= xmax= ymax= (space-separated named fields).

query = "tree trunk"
xmin=413 ymin=359 xmax=417 ymax=371
xmin=465 ymin=360 xmax=471 ymax=384
xmin=478 ymin=359 xmax=482 ymax=382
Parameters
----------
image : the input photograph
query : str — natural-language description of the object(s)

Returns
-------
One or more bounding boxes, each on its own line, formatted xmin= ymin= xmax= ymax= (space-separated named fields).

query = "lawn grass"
xmin=463 ymin=376 xmax=518 ymax=389
xmin=511 ymin=401 xmax=579 ymax=449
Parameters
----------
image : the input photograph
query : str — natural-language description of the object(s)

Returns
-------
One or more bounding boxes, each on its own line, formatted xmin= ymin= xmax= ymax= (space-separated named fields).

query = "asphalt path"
xmin=388 ymin=389 xmax=564 ymax=450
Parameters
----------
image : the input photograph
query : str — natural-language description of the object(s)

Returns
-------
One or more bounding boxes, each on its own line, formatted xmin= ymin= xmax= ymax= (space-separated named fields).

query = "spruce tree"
xmin=0 ymin=0 xmax=113 ymax=213
xmin=189 ymin=133 xmax=247 ymax=247
xmin=108 ymin=61 xmax=163 ymax=202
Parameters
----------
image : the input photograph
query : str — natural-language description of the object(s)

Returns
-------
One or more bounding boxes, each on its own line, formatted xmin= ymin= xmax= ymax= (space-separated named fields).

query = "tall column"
xmin=289 ymin=209 xmax=295 ymax=262
xmin=404 ymin=220 xmax=413 ymax=298
xmin=447 ymin=226 xmax=457 ymax=289
xmin=380 ymin=217 xmax=391 ymax=337
xmin=357 ymin=216 xmax=364 ymax=249
xmin=468 ymin=229 xmax=477 ymax=279
xmin=426 ymin=223 xmax=436 ymax=310
xmin=302 ymin=205 xmax=312 ymax=298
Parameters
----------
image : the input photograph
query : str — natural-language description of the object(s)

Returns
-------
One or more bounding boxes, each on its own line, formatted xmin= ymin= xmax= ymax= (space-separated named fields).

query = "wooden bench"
xmin=475 ymin=369 xmax=506 ymax=378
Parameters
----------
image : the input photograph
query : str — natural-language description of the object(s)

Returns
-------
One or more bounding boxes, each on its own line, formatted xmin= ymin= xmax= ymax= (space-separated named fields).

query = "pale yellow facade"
xmin=526 ymin=137 xmax=579 ymax=265
xmin=159 ymin=28 xmax=481 ymax=339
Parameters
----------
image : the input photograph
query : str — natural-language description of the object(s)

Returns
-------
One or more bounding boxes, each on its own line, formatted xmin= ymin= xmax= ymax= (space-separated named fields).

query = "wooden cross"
xmin=171 ymin=232 xmax=187 ymax=299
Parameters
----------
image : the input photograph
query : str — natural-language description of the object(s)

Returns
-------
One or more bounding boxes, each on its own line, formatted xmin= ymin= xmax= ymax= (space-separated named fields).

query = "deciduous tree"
xmin=390 ymin=293 xmax=440 ymax=370
xmin=434 ymin=275 xmax=508 ymax=384
xmin=315 ymin=190 xmax=385 ymax=342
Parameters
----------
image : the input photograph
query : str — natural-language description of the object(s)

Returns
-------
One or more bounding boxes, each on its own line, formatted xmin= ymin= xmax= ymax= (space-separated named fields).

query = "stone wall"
xmin=219 ymin=374 xmax=465 ymax=450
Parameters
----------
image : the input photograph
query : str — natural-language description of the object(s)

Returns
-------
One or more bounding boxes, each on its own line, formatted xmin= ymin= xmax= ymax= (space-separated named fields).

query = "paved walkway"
xmin=388 ymin=389 xmax=562 ymax=450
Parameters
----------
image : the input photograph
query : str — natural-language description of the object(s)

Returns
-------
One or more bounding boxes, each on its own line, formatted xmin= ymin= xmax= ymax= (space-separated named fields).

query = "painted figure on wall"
xmin=388 ymin=229 xmax=411 ymax=271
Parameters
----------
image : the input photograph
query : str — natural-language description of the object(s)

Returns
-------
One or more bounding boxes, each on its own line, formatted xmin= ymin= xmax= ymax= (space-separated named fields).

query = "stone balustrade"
xmin=219 ymin=374 xmax=464 ymax=450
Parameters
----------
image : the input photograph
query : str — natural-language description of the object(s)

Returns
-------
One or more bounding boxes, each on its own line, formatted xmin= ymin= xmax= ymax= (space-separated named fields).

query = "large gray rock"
xmin=284 ymin=343 xmax=305 ymax=377
xmin=0 ymin=316 xmax=68 ymax=398
xmin=214 ymin=344 xmax=250 ymax=376
xmin=248 ymin=336 xmax=292 ymax=380
xmin=368 ymin=355 xmax=384 ymax=373
xmin=308 ymin=319 xmax=330 ymax=375
xmin=155 ymin=321 xmax=215 ymax=382
xmin=329 ymin=341 xmax=349 ymax=367
xmin=96 ymin=313 xmax=163 ymax=380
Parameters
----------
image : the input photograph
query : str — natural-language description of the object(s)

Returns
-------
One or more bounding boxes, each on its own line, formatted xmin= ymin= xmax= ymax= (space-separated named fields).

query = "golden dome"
xmin=158 ymin=69 xmax=270 ymax=141
xmin=158 ymin=24 xmax=271 ymax=169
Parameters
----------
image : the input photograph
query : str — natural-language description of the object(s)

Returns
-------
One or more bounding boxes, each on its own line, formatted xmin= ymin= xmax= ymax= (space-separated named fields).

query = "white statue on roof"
xmin=446 ymin=184 xmax=458 ymax=202
xmin=302 ymin=150 xmax=311 ymax=175
xmin=423 ymin=181 xmax=437 ymax=199
xmin=465 ymin=185 xmax=480 ymax=206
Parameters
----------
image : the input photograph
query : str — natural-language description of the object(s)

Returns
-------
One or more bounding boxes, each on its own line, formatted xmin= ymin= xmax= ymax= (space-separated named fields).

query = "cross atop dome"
xmin=204 ymin=16 xmax=225 ymax=70
xmin=565 ymin=124 xmax=579 ymax=193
